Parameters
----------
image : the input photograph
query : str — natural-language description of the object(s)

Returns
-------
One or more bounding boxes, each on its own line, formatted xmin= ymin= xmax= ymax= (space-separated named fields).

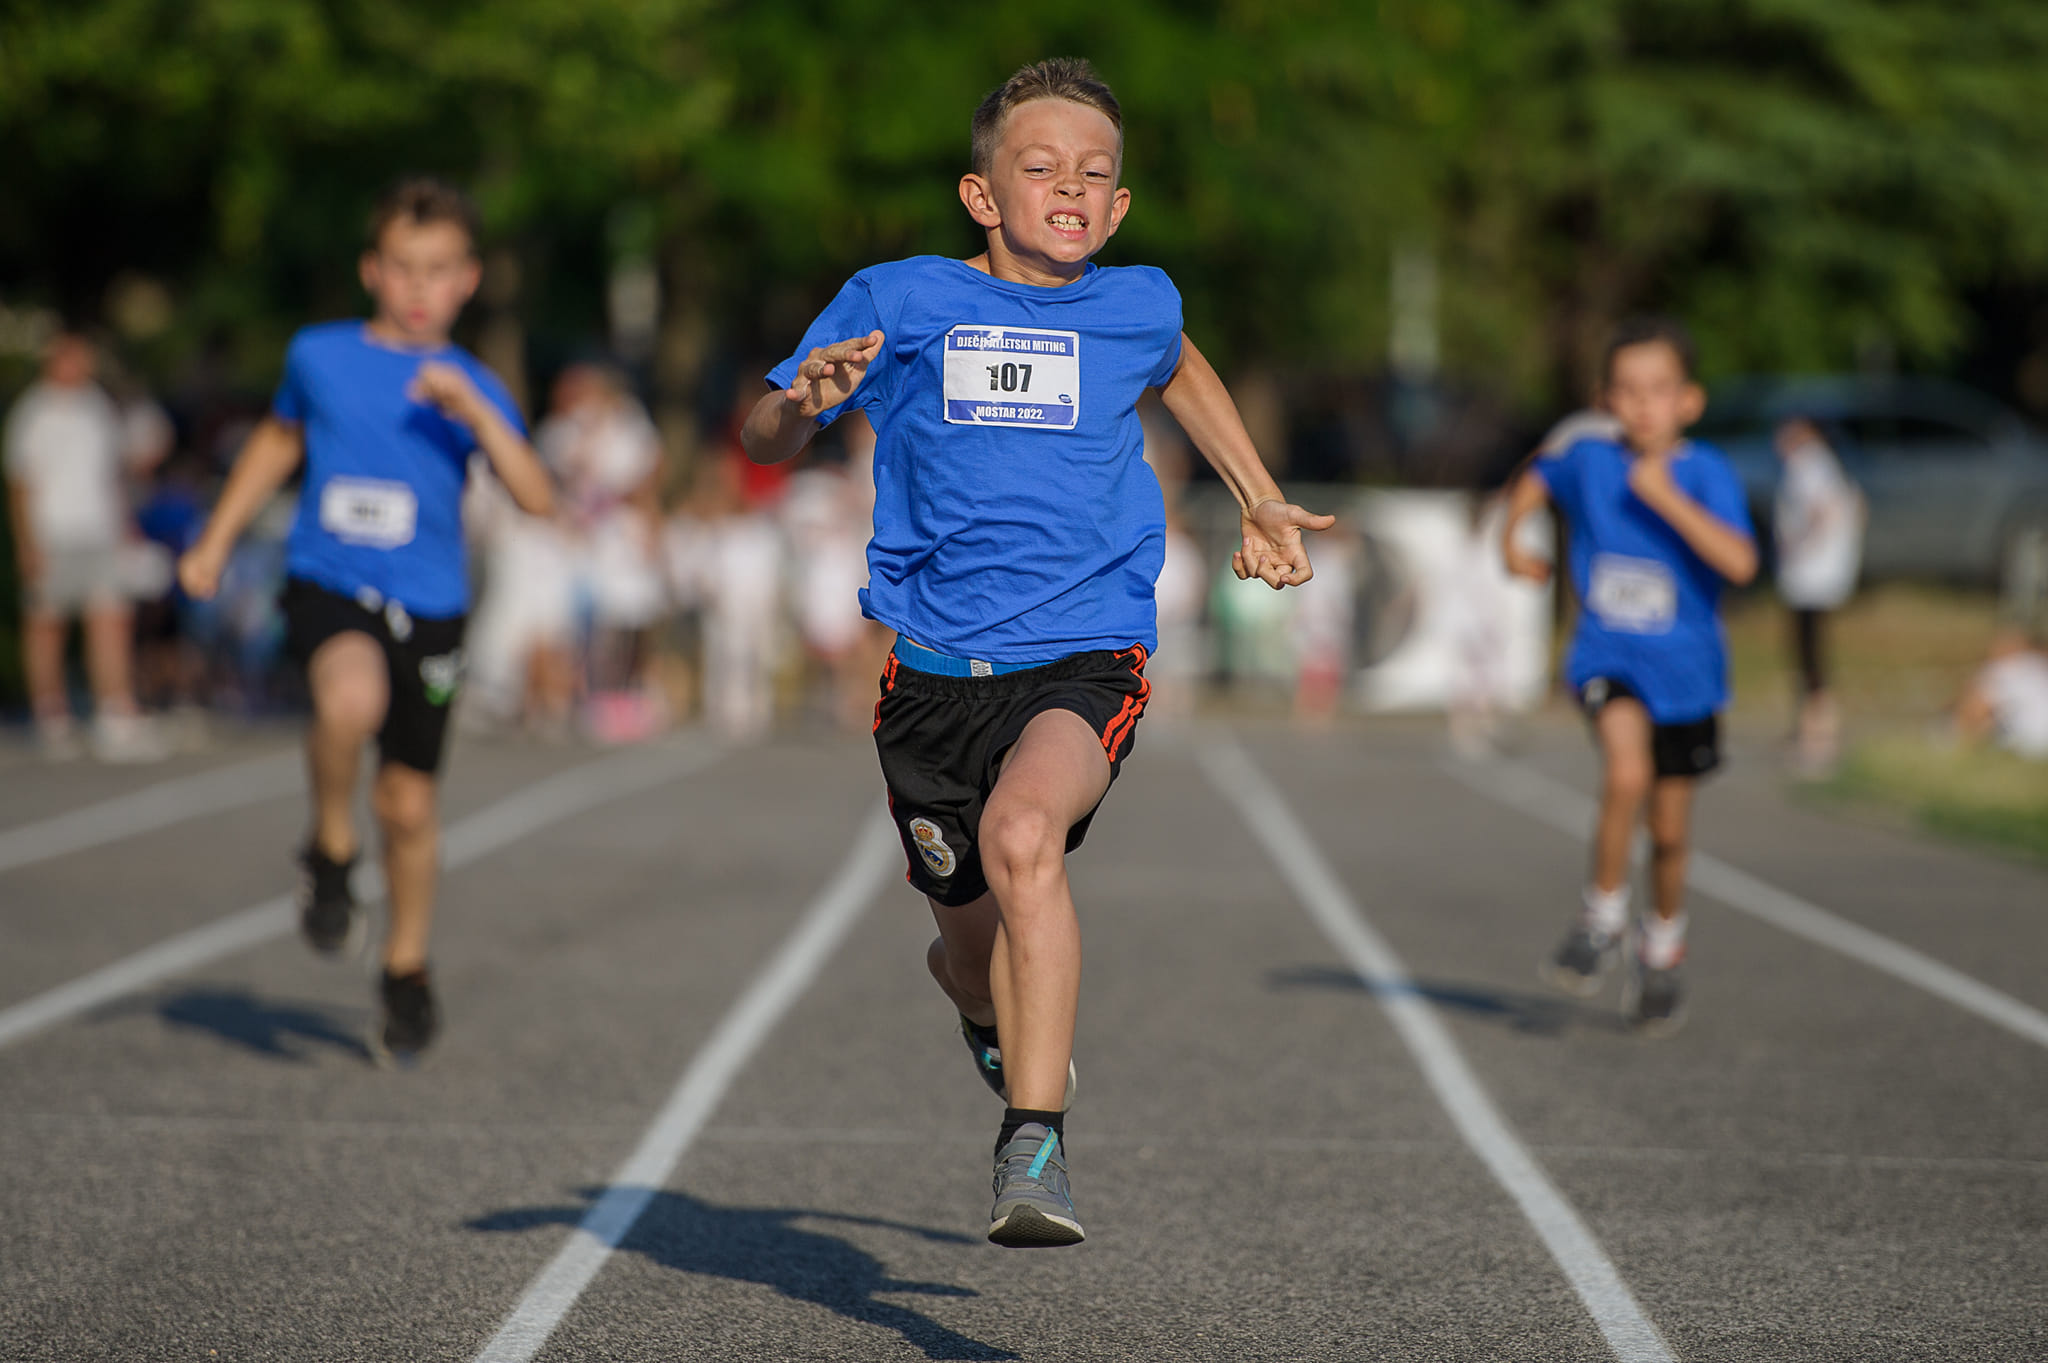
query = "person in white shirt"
xmin=4 ymin=333 xmax=164 ymax=760
xmin=1956 ymin=629 xmax=2048 ymax=760
xmin=1774 ymin=418 xmax=1864 ymax=772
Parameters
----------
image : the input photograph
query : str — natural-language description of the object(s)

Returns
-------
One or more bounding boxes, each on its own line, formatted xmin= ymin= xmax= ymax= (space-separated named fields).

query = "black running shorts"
xmin=1577 ymin=676 xmax=1721 ymax=779
xmin=872 ymin=644 xmax=1151 ymax=907
xmin=282 ymin=577 xmax=467 ymax=775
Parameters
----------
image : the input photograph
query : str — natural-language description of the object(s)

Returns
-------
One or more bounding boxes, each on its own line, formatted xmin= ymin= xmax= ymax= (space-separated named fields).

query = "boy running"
xmin=743 ymin=58 xmax=1330 ymax=1246
xmin=178 ymin=179 xmax=554 ymax=1062
xmin=1504 ymin=317 xmax=1757 ymax=1033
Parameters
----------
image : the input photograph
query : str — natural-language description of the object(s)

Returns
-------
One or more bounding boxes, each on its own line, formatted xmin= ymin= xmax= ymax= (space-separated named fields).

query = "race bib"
xmin=942 ymin=325 xmax=1079 ymax=430
xmin=319 ymin=476 xmax=417 ymax=549
xmin=1587 ymin=553 xmax=1676 ymax=633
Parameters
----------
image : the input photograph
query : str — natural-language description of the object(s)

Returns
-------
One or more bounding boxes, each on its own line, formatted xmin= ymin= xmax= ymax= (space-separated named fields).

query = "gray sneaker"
xmin=987 ymin=1123 xmax=1084 ymax=1248
xmin=1541 ymin=925 xmax=1617 ymax=997
xmin=957 ymin=1014 xmax=1077 ymax=1110
xmin=1622 ymin=955 xmax=1686 ymax=1035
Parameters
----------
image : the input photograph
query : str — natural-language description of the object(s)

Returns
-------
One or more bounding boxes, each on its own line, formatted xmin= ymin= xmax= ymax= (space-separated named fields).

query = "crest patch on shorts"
xmin=907 ymin=816 xmax=958 ymax=879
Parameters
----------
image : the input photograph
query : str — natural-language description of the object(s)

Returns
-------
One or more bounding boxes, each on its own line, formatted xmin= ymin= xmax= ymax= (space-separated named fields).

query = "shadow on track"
xmin=1270 ymin=964 xmax=1628 ymax=1035
xmin=143 ymin=987 xmax=371 ymax=1061
xmin=468 ymin=1188 xmax=1018 ymax=1361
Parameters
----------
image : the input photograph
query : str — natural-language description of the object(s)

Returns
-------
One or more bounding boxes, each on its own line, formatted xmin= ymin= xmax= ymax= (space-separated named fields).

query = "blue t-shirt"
xmin=1536 ymin=437 xmax=1754 ymax=723
xmin=273 ymin=321 xmax=524 ymax=617
xmin=768 ymin=256 xmax=1184 ymax=661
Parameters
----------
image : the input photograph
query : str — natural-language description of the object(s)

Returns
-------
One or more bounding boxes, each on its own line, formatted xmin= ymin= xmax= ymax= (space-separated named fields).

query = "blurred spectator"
xmin=4 ymin=332 xmax=166 ymax=760
xmin=1774 ymin=417 xmax=1864 ymax=773
xmin=131 ymin=450 xmax=214 ymax=719
xmin=1444 ymin=491 xmax=1522 ymax=757
xmin=463 ymin=456 xmax=578 ymax=736
xmin=544 ymin=364 xmax=669 ymax=742
xmin=780 ymin=413 xmax=887 ymax=731
xmin=1535 ymin=405 xmax=1622 ymax=458
xmin=1291 ymin=527 xmax=1360 ymax=724
xmin=1953 ymin=628 xmax=2048 ymax=761
xmin=668 ymin=454 xmax=782 ymax=740
xmin=1143 ymin=405 xmax=1205 ymax=721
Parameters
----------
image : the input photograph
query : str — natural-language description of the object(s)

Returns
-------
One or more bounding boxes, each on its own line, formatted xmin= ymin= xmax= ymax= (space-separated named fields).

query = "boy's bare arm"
xmin=743 ymin=331 xmax=886 ymax=465
xmin=178 ymin=417 xmax=306 ymax=599
xmin=1502 ymin=468 xmax=1553 ymax=583
xmin=410 ymin=363 xmax=555 ymax=518
xmin=7 ymin=479 xmax=38 ymax=584
xmin=1160 ymin=334 xmax=1335 ymax=589
xmin=1627 ymin=456 xmax=1758 ymax=584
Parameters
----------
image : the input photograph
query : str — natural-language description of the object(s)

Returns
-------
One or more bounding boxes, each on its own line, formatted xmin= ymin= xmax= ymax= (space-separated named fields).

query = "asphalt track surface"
xmin=2 ymin=715 xmax=2043 ymax=1362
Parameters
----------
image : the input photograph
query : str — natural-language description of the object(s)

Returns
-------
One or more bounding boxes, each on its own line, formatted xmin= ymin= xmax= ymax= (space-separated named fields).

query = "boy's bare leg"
xmin=22 ymin=610 xmax=68 ymax=725
xmin=372 ymin=763 xmax=440 ymax=975
xmin=305 ymin=633 xmax=389 ymax=862
xmin=1644 ymin=776 xmax=1696 ymax=921
xmin=1590 ymin=698 xmax=1655 ymax=893
xmin=928 ymin=895 xmax=999 ymax=1028
xmin=977 ymin=709 xmax=1111 ymax=1113
xmin=82 ymin=601 xmax=140 ymax=715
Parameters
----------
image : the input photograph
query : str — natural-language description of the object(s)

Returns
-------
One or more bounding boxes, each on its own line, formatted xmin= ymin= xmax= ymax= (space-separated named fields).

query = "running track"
xmin=1 ymin=717 xmax=2042 ymax=1361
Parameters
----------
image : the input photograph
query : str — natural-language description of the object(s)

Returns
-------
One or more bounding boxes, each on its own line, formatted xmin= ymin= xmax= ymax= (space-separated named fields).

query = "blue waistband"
xmin=892 ymin=638 xmax=1062 ymax=678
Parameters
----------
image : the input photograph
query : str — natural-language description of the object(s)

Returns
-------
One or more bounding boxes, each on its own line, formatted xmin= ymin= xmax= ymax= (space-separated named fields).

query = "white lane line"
xmin=0 ymin=748 xmax=301 ymax=876
xmin=0 ymin=738 xmax=723 ymax=1052
xmin=1202 ymin=739 xmax=1674 ymax=1363
xmin=1442 ymin=757 xmax=2048 ymax=1052
xmin=472 ymin=807 xmax=898 ymax=1363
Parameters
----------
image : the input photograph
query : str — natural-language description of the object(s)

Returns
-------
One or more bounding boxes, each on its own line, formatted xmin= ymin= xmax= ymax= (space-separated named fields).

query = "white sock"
xmin=1582 ymin=884 xmax=1630 ymax=940
xmin=1639 ymin=913 xmax=1688 ymax=970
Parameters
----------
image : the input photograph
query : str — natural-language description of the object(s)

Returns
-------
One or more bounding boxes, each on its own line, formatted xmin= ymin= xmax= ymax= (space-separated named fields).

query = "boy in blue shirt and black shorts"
xmin=744 ymin=58 xmax=1331 ymax=1246
xmin=1503 ymin=317 xmax=1757 ymax=1033
xmin=179 ymin=180 xmax=555 ymax=1063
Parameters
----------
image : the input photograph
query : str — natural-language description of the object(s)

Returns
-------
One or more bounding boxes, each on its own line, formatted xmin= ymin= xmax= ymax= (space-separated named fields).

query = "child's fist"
xmin=177 ymin=543 xmax=227 ymax=601
xmin=1627 ymin=451 xmax=1676 ymax=503
xmin=408 ymin=362 xmax=485 ymax=426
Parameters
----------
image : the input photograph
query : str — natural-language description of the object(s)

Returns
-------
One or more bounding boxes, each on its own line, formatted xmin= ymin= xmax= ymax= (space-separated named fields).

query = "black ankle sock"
xmin=998 ymin=1107 xmax=1065 ymax=1156
xmin=964 ymin=1016 xmax=999 ymax=1046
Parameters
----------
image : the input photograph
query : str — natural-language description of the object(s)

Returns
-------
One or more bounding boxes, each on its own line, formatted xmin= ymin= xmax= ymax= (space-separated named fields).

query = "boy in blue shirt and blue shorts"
xmin=744 ymin=58 xmax=1331 ymax=1246
xmin=179 ymin=180 xmax=555 ymax=1063
xmin=1504 ymin=317 xmax=1757 ymax=1033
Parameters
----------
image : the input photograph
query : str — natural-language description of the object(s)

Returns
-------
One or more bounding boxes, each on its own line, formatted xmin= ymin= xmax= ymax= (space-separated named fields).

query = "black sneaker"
xmin=297 ymin=844 xmax=362 ymax=956
xmin=958 ymin=1013 xmax=1078 ymax=1110
xmin=1623 ymin=956 xmax=1686 ymax=1035
xmin=1540 ymin=925 xmax=1616 ymax=998
xmin=372 ymin=967 xmax=438 ymax=1066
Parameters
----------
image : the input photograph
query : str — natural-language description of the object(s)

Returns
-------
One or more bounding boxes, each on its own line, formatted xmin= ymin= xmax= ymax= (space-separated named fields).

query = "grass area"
xmin=1721 ymin=582 xmax=2002 ymax=728
xmin=1809 ymin=733 xmax=2048 ymax=862
xmin=1720 ymin=583 xmax=2048 ymax=861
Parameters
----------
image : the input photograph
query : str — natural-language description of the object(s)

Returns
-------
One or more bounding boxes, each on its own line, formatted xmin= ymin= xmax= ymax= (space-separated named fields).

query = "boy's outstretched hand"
xmin=1234 ymin=497 xmax=1337 ymax=589
xmin=786 ymin=331 xmax=884 ymax=418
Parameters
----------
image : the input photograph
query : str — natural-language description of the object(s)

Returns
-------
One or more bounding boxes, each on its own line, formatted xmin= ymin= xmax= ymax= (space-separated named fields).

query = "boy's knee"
xmin=1605 ymin=758 xmax=1653 ymax=805
xmin=979 ymin=803 xmax=1065 ymax=891
xmin=373 ymin=770 xmax=439 ymax=839
xmin=316 ymin=681 xmax=388 ymax=737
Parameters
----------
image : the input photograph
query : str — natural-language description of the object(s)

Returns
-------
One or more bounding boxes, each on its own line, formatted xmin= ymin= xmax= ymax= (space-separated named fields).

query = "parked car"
xmin=1691 ymin=376 xmax=2048 ymax=589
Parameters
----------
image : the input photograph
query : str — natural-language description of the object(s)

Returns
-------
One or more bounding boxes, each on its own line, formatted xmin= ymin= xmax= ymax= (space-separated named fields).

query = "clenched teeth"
xmin=1049 ymin=213 xmax=1087 ymax=230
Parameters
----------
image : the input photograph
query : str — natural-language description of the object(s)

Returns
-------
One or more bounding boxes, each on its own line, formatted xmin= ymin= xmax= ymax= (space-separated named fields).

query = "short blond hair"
xmin=970 ymin=58 xmax=1122 ymax=177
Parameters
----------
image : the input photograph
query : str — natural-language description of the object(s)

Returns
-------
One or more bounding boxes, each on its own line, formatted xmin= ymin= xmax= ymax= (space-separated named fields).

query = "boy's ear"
xmin=357 ymin=250 xmax=380 ymax=296
xmin=1680 ymin=382 xmax=1707 ymax=426
xmin=958 ymin=173 xmax=1002 ymax=229
xmin=1105 ymin=184 xmax=1132 ymax=237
